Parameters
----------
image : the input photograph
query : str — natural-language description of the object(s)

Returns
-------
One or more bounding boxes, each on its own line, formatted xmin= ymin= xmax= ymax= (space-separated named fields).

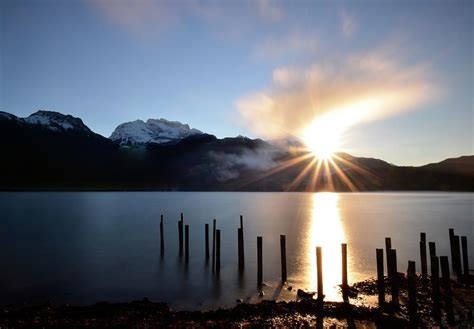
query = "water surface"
xmin=0 ymin=192 xmax=472 ymax=310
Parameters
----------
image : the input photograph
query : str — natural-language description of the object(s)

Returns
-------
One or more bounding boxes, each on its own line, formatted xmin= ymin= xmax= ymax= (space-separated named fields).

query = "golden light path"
xmin=306 ymin=192 xmax=346 ymax=301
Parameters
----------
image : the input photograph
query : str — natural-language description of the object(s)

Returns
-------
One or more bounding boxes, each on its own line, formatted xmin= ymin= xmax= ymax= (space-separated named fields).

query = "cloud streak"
xmin=236 ymin=46 xmax=438 ymax=146
xmin=91 ymin=0 xmax=285 ymax=38
xmin=339 ymin=8 xmax=357 ymax=38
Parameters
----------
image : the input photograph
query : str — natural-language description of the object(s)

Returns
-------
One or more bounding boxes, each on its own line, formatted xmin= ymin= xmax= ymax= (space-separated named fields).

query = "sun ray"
xmin=230 ymin=152 xmax=314 ymax=190
xmin=328 ymin=157 xmax=358 ymax=191
xmin=286 ymin=157 xmax=318 ymax=191
xmin=332 ymin=154 xmax=381 ymax=184
xmin=323 ymin=159 xmax=335 ymax=191
xmin=307 ymin=158 xmax=323 ymax=192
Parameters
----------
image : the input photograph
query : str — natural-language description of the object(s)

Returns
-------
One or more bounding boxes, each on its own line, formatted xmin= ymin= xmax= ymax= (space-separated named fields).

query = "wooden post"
xmin=240 ymin=215 xmax=245 ymax=269
xmin=238 ymin=228 xmax=244 ymax=270
xmin=216 ymin=229 xmax=221 ymax=273
xmin=385 ymin=237 xmax=392 ymax=281
xmin=184 ymin=224 xmax=189 ymax=262
xmin=420 ymin=240 xmax=428 ymax=287
xmin=420 ymin=232 xmax=426 ymax=242
xmin=431 ymin=256 xmax=441 ymax=323
xmin=212 ymin=219 xmax=216 ymax=272
xmin=407 ymin=261 xmax=417 ymax=327
xmin=160 ymin=214 xmax=164 ymax=255
xmin=449 ymin=228 xmax=455 ymax=271
xmin=376 ymin=248 xmax=385 ymax=307
xmin=205 ymin=224 xmax=209 ymax=260
xmin=280 ymin=235 xmax=287 ymax=282
xmin=316 ymin=246 xmax=324 ymax=302
xmin=257 ymin=236 xmax=263 ymax=286
xmin=453 ymin=235 xmax=462 ymax=282
xmin=341 ymin=243 xmax=348 ymax=292
xmin=388 ymin=249 xmax=399 ymax=306
xmin=440 ymin=256 xmax=454 ymax=325
xmin=178 ymin=215 xmax=183 ymax=256
xmin=428 ymin=242 xmax=436 ymax=258
xmin=461 ymin=236 xmax=470 ymax=286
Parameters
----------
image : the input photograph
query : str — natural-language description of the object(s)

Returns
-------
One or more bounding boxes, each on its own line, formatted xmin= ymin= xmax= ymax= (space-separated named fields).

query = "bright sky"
xmin=1 ymin=0 xmax=472 ymax=165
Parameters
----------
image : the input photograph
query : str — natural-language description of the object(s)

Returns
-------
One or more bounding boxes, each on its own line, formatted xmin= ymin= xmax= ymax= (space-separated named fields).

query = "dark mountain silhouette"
xmin=0 ymin=110 xmax=472 ymax=191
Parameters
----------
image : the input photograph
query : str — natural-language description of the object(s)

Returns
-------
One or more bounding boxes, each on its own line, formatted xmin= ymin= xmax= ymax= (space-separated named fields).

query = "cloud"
xmin=255 ymin=32 xmax=318 ymax=60
xmin=91 ymin=0 xmax=284 ymax=39
xmin=339 ymin=8 xmax=357 ymax=38
xmin=91 ymin=0 xmax=179 ymax=37
xmin=257 ymin=0 xmax=284 ymax=21
xmin=236 ymin=46 xmax=437 ymax=143
xmin=209 ymin=147 xmax=279 ymax=182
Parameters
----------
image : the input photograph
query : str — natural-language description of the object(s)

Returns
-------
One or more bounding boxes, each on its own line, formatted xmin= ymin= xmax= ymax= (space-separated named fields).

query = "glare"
xmin=306 ymin=193 xmax=346 ymax=300
xmin=302 ymin=115 xmax=343 ymax=160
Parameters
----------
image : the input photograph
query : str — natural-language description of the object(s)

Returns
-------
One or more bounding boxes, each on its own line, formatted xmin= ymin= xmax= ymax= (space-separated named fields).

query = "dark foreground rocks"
xmin=1 ymin=276 xmax=473 ymax=328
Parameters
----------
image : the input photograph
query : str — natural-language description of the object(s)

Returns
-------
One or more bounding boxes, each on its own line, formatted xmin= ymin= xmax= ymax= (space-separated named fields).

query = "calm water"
xmin=0 ymin=192 xmax=472 ymax=310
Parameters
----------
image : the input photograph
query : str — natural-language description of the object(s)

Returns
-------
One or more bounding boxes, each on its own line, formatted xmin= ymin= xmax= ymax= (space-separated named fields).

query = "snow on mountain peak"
xmin=24 ymin=111 xmax=91 ymax=132
xmin=110 ymin=118 xmax=203 ymax=146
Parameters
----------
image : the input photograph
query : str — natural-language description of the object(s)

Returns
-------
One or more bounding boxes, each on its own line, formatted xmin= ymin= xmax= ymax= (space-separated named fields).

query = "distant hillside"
xmin=420 ymin=156 xmax=474 ymax=176
xmin=0 ymin=110 xmax=472 ymax=191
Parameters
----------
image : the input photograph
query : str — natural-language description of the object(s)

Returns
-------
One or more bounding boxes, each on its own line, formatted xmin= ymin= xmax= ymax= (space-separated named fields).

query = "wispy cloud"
xmin=255 ymin=31 xmax=318 ymax=60
xmin=339 ymin=8 xmax=357 ymax=38
xmin=236 ymin=45 xmax=437 ymax=142
xmin=91 ymin=0 xmax=179 ymax=37
xmin=257 ymin=0 xmax=284 ymax=21
xmin=91 ymin=0 xmax=285 ymax=39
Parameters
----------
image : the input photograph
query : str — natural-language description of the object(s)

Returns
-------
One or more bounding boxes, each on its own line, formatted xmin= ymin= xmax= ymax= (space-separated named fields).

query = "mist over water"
xmin=0 ymin=192 xmax=472 ymax=310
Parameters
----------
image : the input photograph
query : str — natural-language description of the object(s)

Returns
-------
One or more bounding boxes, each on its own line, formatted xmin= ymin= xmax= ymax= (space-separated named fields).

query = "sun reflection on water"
xmin=306 ymin=192 xmax=346 ymax=300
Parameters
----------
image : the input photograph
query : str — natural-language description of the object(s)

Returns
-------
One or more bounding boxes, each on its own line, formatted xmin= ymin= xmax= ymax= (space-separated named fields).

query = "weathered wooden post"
xmin=317 ymin=246 xmax=324 ymax=303
xmin=407 ymin=261 xmax=418 ymax=327
xmin=385 ymin=238 xmax=392 ymax=281
xmin=376 ymin=248 xmax=385 ymax=307
xmin=178 ymin=214 xmax=184 ymax=256
xmin=420 ymin=232 xmax=426 ymax=242
xmin=257 ymin=236 xmax=263 ymax=287
xmin=428 ymin=242 xmax=439 ymax=273
xmin=431 ymin=256 xmax=441 ymax=323
xmin=205 ymin=223 xmax=209 ymax=260
xmin=461 ymin=236 xmax=470 ymax=286
xmin=160 ymin=214 xmax=164 ymax=255
xmin=212 ymin=219 xmax=216 ymax=272
xmin=216 ymin=229 xmax=221 ymax=273
xmin=185 ymin=224 xmax=189 ymax=262
xmin=440 ymin=256 xmax=454 ymax=325
xmin=449 ymin=228 xmax=456 ymax=271
xmin=240 ymin=215 xmax=245 ymax=269
xmin=280 ymin=235 xmax=287 ymax=282
xmin=420 ymin=240 xmax=428 ymax=287
xmin=341 ymin=243 xmax=348 ymax=293
xmin=453 ymin=235 xmax=462 ymax=282
xmin=388 ymin=249 xmax=399 ymax=306
xmin=428 ymin=242 xmax=436 ymax=258
xmin=238 ymin=228 xmax=244 ymax=270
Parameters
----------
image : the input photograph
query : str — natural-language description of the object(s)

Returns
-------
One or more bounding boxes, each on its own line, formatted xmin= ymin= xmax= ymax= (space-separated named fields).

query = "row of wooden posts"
xmin=160 ymin=213 xmax=343 ymax=295
xmin=160 ymin=214 xmax=470 ymax=324
xmin=377 ymin=229 xmax=471 ymax=326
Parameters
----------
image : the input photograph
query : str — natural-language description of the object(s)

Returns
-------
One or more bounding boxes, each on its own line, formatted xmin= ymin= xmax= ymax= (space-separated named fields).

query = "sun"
xmin=302 ymin=116 xmax=342 ymax=160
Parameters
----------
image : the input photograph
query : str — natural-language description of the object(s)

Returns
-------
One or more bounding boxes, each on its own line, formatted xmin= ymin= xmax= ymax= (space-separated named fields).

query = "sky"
xmin=1 ymin=0 xmax=472 ymax=165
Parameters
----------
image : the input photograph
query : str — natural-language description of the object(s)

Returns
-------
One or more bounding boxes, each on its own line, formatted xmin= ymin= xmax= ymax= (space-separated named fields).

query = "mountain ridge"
xmin=0 ymin=110 xmax=472 ymax=191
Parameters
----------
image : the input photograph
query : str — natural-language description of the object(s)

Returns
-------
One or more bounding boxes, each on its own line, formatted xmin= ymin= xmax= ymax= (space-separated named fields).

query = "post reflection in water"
xmin=305 ymin=192 xmax=346 ymax=301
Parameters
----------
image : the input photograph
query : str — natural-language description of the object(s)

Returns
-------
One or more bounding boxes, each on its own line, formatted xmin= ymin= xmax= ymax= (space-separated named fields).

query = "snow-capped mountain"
xmin=110 ymin=118 xmax=203 ymax=146
xmin=0 ymin=110 xmax=91 ymax=133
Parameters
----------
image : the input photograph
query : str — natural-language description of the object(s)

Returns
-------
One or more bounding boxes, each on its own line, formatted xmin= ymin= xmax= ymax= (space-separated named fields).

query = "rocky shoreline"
xmin=1 ymin=277 xmax=473 ymax=328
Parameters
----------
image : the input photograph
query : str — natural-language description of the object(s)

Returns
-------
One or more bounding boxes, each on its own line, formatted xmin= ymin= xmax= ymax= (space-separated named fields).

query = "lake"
xmin=0 ymin=192 xmax=472 ymax=310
